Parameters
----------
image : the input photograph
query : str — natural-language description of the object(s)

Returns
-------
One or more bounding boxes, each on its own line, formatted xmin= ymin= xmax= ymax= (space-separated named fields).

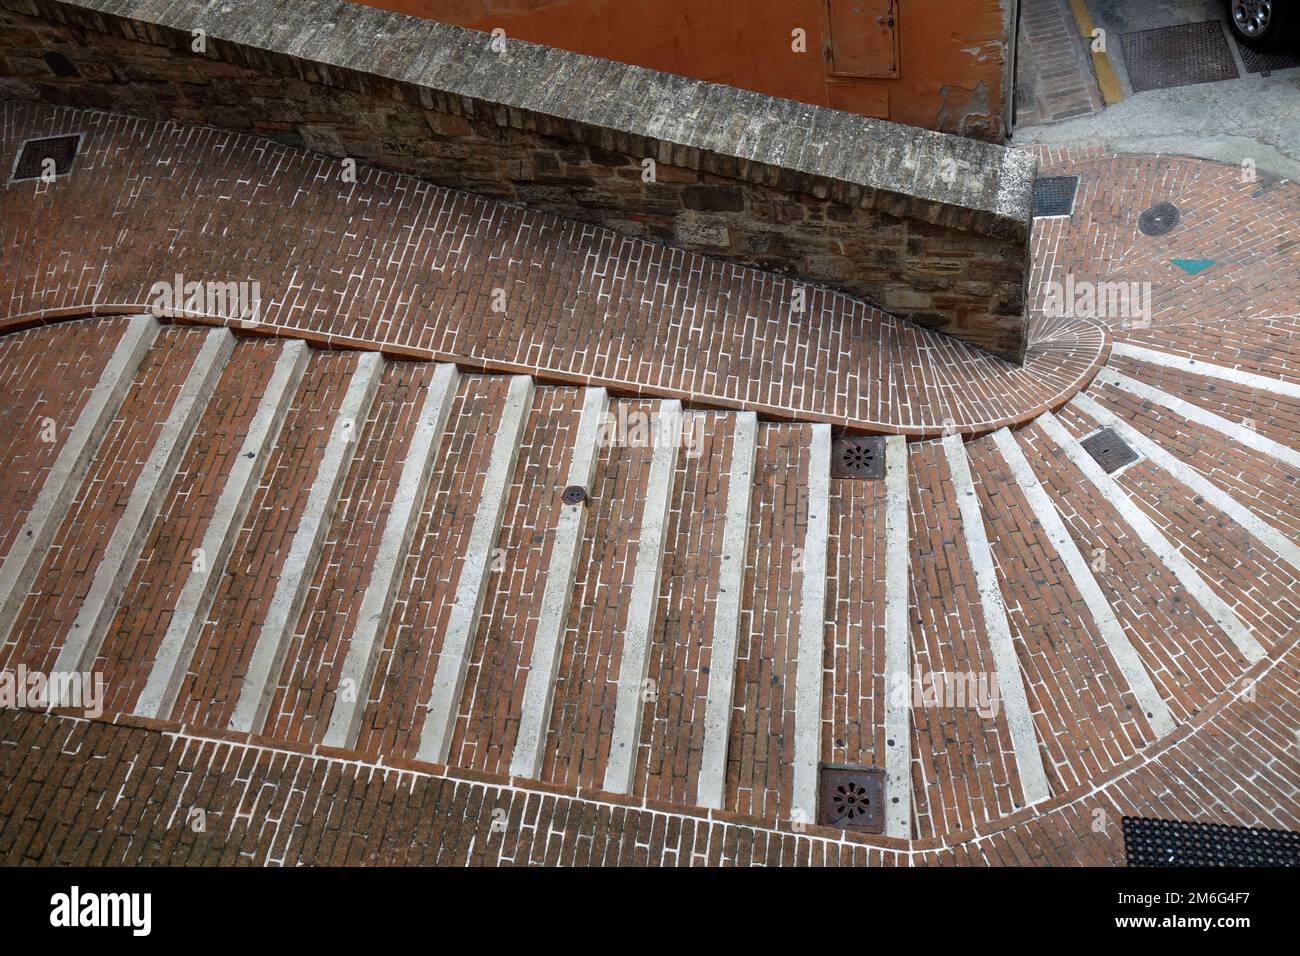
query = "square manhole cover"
xmin=1034 ymin=176 xmax=1079 ymax=218
xmin=831 ymin=436 xmax=884 ymax=480
xmin=1080 ymin=427 xmax=1139 ymax=474
xmin=1123 ymin=817 xmax=1300 ymax=867
xmin=1235 ymin=40 xmax=1300 ymax=75
xmin=11 ymin=134 xmax=81 ymax=182
xmin=819 ymin=764 xmax=884 ymax=833
xmin=1120 ymin=20 xmax=1240 ymax=92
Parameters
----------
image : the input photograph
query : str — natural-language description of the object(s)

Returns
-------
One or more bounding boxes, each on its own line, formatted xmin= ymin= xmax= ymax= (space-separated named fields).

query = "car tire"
xmin=1225 ymin=0 xmax=1296 ymax=51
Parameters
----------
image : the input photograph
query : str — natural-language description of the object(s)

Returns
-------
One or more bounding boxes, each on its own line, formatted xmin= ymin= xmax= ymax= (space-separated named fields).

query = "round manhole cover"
xmin=561 ymin=485 xmax=588 ymax=506
xmin=1138 ymin=201 xmax=1180 ymax=236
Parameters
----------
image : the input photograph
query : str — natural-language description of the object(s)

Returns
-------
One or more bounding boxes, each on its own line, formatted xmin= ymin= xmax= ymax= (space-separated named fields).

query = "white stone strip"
xmin=881 ymin=435 xmax=913 ymax=839
xmin=1096 ymin=367 xmax=1300 ymax=471
xmin=1038 ymin=412 xmax=1266 ymax=663
xmin=1111 ymin=342 xmax=1300 ymax=400
xmin=511 ymin=387 xmax=610 ymax=779
xmin=603 ymin=401 xmax=682 ymax=794
xmin=416 ymin=375 xmax=534 ymax=764
xmin=790 ymin=424 xmax=831 ymax=823
xmin=990 ymin=427 xmax=1176 ymax=738
xmin=228 ymin=351 xmax=385 ymax=733
xmin=942 ymin=433 xmax=1052 ymax=808
xmin=1073 ymin=392 xmax=1300 ymax=574
xmin=321 ymin=363 xmax=461 ymax=748
xmin=53 ymin=328 xmax=235 ymax=675
xmin=134 ymin=340 xmax=309 ymax=719
xmin=695 ymin=412 xmax=758 ymax=810
xmin=0 ymin=314 xmax=159 ymax=645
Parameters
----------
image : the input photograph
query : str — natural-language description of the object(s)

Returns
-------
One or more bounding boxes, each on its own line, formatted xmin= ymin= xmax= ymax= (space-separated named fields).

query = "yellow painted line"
xmin=1068 ymin=0 xmax=1125 ymax=104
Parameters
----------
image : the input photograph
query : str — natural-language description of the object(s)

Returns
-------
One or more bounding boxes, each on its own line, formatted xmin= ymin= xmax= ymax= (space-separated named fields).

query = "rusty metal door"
xmin=825 ymin=0 xmax=900 ymax=78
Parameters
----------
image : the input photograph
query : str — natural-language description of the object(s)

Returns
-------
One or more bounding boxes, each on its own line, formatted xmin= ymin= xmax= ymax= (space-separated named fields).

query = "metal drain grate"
xmin=11 ymin=134 xmax=81 ymax=182
xmin=1235 ymin=41 xmax=1300 ymax=75
xmin=1138 ymin=201 xmax=1180 ymax=236
xmin=831 ymin=436 xmax=884 ymax=480
xmin=1081 ymin=427 xmax=1139 ymax=474
xmin=1123 ymin=817 xmax=1300 ymax=867
xmin=1120 ymin=20 xmax=1240 ymax=92
xmin=1033 ymin=176 xmax=1078 ymax=218
xmin=818 ymin=764 xmax=884 ymax=833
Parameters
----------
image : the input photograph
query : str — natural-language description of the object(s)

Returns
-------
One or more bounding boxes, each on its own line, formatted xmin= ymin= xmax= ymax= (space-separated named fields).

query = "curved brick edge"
xmin=15 ymin=621 xmax=1289 ymax=863
xmin=20 ymin=580 xmax=1292 ymax=858
xmin=0 ymin=308 xmax=1110 ymax=440
xmin=1 ymin=0 xmax=1035 ymax=359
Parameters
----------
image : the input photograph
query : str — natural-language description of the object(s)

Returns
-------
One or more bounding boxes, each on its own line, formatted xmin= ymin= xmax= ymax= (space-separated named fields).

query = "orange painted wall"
xmin=359 ymin=0 xmax=1016 ymax=141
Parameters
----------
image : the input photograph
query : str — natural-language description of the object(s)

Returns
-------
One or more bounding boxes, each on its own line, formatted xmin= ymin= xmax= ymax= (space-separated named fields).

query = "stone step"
xmin=129 ymin=339 xmax=309 ymax=719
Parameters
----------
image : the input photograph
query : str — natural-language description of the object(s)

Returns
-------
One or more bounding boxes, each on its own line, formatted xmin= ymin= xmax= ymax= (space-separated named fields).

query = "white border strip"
xmin=1111 ymin=342 xmax=1300 ymax=400
xmin=416 ymin=376 xmax=534 ymax=764
xmin=1038 ymin=411 xmax=1265 ymax=663
xmin=882 ymin=435 xmax=913 ymax=838
xmin=228 ymin=350 xmax=385 ymax=733
xmin=603 ymin=401 xmax=682 ymax=794
xmin=322 ymin=362 xmax=461 ymax=748
xmin=790 ymin=424 xmax=830 ymax=823
xmin=53 ymin=327 xmax=235 ymax=674
xmin=511 ymin=387 xmax=610 ymax=780
xmin=695 ymin=412 xmax=757 ymax=810
xmin=0 ymin=314 xmax=158 ymax=644
xmin=991 ymin=427 xmax=1176 ymax=737
xmin=942 ymin=433 xmax=1052 ymax=808
xmin=134 ymin=340 xmax=309 ymax=719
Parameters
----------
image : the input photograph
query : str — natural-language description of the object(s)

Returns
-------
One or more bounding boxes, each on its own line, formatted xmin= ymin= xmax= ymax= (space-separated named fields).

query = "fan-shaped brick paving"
xmin=1 ymin=112 xmax=1297 ymax=865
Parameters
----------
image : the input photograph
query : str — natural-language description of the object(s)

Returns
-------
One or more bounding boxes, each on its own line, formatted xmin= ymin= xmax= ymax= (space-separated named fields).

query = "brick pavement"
xmin=0 ymin=100 xmax=1103 ymax=438
xmin=1 ymin=111 xmax=1297 ymax=863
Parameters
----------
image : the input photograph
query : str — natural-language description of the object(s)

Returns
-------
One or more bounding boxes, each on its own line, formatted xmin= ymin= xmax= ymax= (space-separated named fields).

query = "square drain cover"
xmin=1034 ymin=176 xmax=1078 ymax=218
xmin=831 ymin=436 xmax=884 ymax=480
xmin=1123 ymin=817 xmax=1300 ymax=867
xmin=11 ymin=134 xmax=81 ymax=182
xmin=1120 ymin=20 xmax=1239 ymax=92
xmin=819 ymin=764 xmax=884 ymax=833
xmin=1081 ymin=427 xmax=1139 ymax=474
xmin=1235 ymin=41 xmax=1300 ymax=75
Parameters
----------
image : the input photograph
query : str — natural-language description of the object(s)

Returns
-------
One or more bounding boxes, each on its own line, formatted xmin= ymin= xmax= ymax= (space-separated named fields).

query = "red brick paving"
xmin=540 ymin=399 xmax=658 ymax=791
xmin=0 ymin=316 xmax=126 ymax=563
xmin=449 ymin=386 xmax=583 ymax=774
xmin=725 ymin=424 xmax=810 ymax=821
xmin=353 ymin=374 xmax=511 ymax=759
xmin=263 ymin=361 xmax=435 ymax=744
xmin=1 ymin=113 xmax=1298 ymax=862
xmin=631 ymin=412 xmax=733 ymax=807
xmin=907 ymin=439 xmax=1022 ymax=839
xmin=0 ymin=100 xmax=1106 ymax=438
xmin=823 ymin=475 xmax=887 ymax=770
xmin=93 ymin=339 xmax=282 ymax=714
xmin=1 ymin=328 xmax=205 ymax=674
xmin=170 ymin=351 xmax=361 ymax=728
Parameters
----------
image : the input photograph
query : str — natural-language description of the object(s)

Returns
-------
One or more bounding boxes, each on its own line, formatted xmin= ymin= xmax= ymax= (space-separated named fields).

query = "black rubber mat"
xmin=1033 ymin=176 xmax=1079 ymax=218
xmin=1124 ymin=817 xmax=1300 ymax=867
xmin=1121 ymin=20 xmax=1240 ymax=92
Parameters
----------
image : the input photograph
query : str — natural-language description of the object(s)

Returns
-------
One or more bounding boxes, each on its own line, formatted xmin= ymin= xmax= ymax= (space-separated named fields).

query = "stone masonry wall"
xmin=0 ymin=0 xmax=1036 ymax=361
